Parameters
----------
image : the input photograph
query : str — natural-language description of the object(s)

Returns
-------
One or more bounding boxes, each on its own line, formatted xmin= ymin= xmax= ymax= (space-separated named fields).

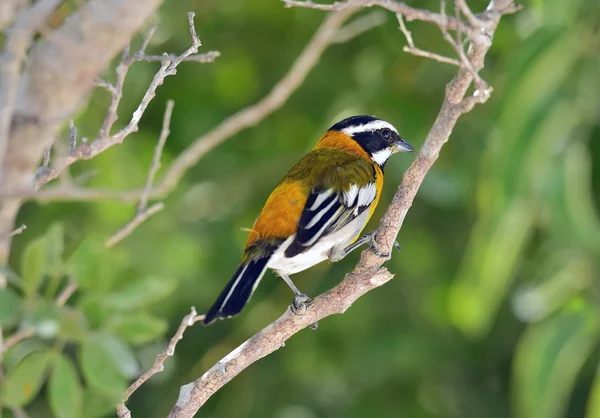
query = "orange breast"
xmin=245 ymin=180 xmax=308 ymax=247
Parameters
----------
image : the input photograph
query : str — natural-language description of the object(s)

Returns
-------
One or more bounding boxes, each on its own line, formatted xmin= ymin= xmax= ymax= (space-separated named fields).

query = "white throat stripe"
xmin=371 ymin=149 xmax=392 ymax=165
xmin=341 ymin=120 xmax=397 ymax=136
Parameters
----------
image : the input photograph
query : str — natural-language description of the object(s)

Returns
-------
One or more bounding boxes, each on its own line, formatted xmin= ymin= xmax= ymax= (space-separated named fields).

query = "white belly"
xmin=267 ymin=210 xmax=370 ymax=275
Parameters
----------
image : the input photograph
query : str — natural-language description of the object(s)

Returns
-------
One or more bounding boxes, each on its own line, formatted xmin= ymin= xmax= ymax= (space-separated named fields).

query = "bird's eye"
xmin=381 ymin=128 xmax=392 ymax=141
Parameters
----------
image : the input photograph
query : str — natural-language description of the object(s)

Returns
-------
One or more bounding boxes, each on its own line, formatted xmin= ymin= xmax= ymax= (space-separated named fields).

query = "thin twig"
xmin=69 ymin=120 xmax=77 ymax=153
xmin=283 ymin=0 xmax=470 ymax=32
xmin=138 ymin=100 xmax=173 ymax=213
xmin=397 ymin=13 xmax=461 ymax=66
xmin=104 ymin=99 xmax=174 ymax=248
xmin=42 ymin=146 xmax=51 ymax=167
xmin=56 ymin=281 xmax=78 ymax=307
xmin=455 ymin=0 xmax=481 ymax=28
xmin=0 ymin=328 xmax=34 ymax=354
xmin=116 ymin=307 xmax=205 ymax=418
xmin=98 ymin=45 xmax=132 ymax=138
xmin=105 ymin=202 xmax=164 ymax=248
xmin=32 ymin=12 xmax=212 ymax=190
xmin=7 ymin=224 xmax=26 ymax=238
xmin=439 ymin=0 xmax=489 ymax=95
xmin=135 ymin=51 xmax=221 ymax=63
xmin=331 ymin=10 xmax=386 ymax=44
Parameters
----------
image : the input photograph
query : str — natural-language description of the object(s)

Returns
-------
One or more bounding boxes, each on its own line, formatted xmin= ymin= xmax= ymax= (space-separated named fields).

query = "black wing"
xmin=284 ymin=181 xmax=377 ymax=258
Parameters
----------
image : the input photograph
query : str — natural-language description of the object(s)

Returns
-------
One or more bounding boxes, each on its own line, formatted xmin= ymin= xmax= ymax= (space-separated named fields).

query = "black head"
xmin=329 ymin=115 xmax=414 ymax=167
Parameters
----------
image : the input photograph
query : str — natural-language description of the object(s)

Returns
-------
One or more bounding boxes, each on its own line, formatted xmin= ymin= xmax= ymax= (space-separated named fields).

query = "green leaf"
xmin=21 ymin=300 xmax=60 ymax=340
xmin=44 ymin=223 xmax=65 ymax=275
xmin=587 ymin=365 xmax=600 ymax=418
xmin=78 ymin=334 xmax=128 ymax=401
xmin=103 ymin=276 xmax=177 ymax=311
xmin=49 ymin=354 xmax=83 ymax=418
xmin=449 ymin=200 xmax=534 ymax=337
xmin=0 ymin=288 xmax=20 ymax=326
xmin=21 ymin=237 xmax=47 ymax=297
xmin=3 ymin=339 xmax=48 ymax=372
xmin=82 ymin=389 xmax=119 ymax=418
xmin=57 ymin=306 xmax=89 ymax=342
xmin=107 ymin=312 xmax=168 ymax=345
xmin=513 ymin=302 xmax=599 ymax=418
xmin=70 ymin=237 xmax=128 ymax=293
xmin=1 ymin=349 xmax=52 ymax=407
xmin=99 ymin=334 xmax=140 ymax=379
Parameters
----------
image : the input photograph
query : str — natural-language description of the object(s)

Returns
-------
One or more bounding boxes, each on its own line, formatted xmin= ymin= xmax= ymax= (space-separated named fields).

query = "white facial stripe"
xmin=341 ymin=120 xmax=398 ymax=136
xmin=371 ymin=149 xmax=392 ymax=166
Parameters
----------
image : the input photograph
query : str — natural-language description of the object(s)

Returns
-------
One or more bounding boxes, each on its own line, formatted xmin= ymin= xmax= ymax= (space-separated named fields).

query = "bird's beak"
xmin=392 ymin=138 xmax=415 ymax=153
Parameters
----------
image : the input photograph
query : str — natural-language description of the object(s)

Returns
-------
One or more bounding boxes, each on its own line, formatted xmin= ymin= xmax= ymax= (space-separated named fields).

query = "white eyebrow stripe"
xmin=341 ymin=120 xmax=398 ymax=136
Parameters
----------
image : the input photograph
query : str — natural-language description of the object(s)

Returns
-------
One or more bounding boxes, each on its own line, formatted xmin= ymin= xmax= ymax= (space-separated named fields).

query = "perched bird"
xmin=203 ymin=115 xmax=414 ymax=325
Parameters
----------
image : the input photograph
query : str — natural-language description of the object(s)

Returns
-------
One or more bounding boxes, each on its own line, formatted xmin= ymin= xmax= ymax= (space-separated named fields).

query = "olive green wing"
xmin=284 ymin=156 xmax=378 ymax=258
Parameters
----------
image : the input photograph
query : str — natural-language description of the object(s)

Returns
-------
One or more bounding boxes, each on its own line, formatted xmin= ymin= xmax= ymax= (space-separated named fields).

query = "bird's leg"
xmin=329 ymin=230 xmax=401 ymax=261
xmin=279 ymin=274 xmax=312 ymax=314
xmin=279 ymin=273 xmax=318 ymax=330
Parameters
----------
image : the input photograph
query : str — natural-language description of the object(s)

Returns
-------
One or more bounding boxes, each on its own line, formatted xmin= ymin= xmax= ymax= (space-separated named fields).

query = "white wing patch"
xmin=343 ymin=185 xmax=359 ymax=206
xmin=357 ymin=183 xmax=377 ymax=207
xmin=305 ymin=195 xmax=338 ymax=229
xmin=309 ymin=189 xmax=333 ymax=211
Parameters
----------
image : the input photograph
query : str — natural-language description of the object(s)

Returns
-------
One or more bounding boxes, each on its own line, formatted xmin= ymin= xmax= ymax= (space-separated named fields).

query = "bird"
xmin=202 ymin=115 xmax=414 ymax=325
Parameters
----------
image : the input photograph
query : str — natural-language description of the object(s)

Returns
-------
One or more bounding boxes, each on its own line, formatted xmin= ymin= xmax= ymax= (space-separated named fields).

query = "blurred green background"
xmin=2 ymin=0 xmax=600 ymax=417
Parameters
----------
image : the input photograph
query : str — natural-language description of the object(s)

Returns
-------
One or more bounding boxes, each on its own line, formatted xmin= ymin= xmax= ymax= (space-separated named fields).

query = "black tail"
xmin=203 ymin=256 xmax=271 ymax=325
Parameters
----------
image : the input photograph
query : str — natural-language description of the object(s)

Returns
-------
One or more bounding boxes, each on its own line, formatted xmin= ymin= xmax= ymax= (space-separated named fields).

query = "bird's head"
xmin=329 ymin=115 xmax=414 ymax=167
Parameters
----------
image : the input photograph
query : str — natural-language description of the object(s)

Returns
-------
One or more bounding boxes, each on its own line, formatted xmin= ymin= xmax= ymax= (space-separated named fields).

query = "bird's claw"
xmin=291 ymin=294 xmax=312 ymax=316
xmin=369 ymin=234 xmax=401 ymax=258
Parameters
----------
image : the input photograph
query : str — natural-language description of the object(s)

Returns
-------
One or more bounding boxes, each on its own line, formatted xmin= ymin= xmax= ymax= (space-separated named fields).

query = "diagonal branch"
xmin=166 ymin=0 xmax=519 ymax=416
xmin=105 ymin=100 xmax=174 ymax=248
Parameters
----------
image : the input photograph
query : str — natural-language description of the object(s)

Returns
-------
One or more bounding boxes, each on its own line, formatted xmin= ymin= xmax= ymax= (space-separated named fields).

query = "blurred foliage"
xmin=2 ymin=0 xmax=600 ymax=417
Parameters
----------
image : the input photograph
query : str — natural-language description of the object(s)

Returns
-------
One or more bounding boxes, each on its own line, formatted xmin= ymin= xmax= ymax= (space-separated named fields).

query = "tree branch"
xmin=4 ymin=5 xmax=374 ymax=205
xmin=105 ymin=100 xmax=174 ymax=248
xmin=116 ymin=308 xmax=205 ymax=418
xmin=0 ymin=0 xmax=62 ymax=185
xmin=32 ymin=13 xmax=206 ymax=191
xmin=0 ymin=0 xmax=166 ymax=262
xmin=165 ymin=0 xmax=519 ymax=416
xmin=283 ymin=0 xmax=470 ymax=32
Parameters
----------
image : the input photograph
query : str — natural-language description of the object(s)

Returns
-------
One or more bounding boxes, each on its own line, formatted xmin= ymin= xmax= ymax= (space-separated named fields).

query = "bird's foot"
xmin=368 ymin=232 xmax=402 ymax=258
xmin=291 ymin=293 xmax=313 ymax=316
